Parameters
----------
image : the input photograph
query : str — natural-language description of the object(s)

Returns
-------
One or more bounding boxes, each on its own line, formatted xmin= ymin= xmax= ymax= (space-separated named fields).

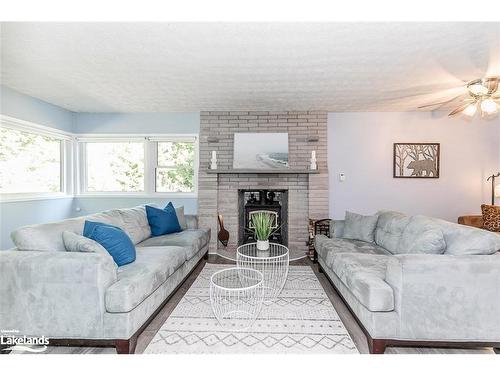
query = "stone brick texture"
xmin=198 ymin=111 xmax=329 ymax=255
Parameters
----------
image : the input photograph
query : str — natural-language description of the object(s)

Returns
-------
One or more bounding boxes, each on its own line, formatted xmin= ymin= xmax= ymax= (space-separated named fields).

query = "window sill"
xmin=0 ymin=194 xmax=73 ymax=203
xmin=75 ymin=193 xmax=198 ymax=199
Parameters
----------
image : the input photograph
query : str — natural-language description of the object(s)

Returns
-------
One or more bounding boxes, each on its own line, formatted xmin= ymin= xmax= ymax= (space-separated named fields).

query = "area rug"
xmin=144 ymin=264 xmax=358 ymax=354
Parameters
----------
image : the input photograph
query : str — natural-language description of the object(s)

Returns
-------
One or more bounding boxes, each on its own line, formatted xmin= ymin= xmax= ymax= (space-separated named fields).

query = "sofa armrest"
xmin=0 ymin=250 xmax=117 ymax=338
xmin=330 ymin=220 xmax=345 ymax=238
xmin=458 ymin=215 xmax=484 ymax=229
xmin=185 ymin=215 xmax=198 ymax=229
xmin=385 ymin=254 xmax=500 ymax=341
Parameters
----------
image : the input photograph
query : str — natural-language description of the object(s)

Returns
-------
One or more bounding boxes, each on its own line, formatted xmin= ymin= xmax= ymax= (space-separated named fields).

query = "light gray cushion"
xmin=62 ymin=231 xmax=109 ymax=256
xmin=314 ymin=235 xmax=390 ymax=269
xmin=424 ymin=216 xmax=500 ymax=255
xmin=175 ymin=206 xmax=188 ymax=230
xmin=330 ymin=220 xmax=345 ymax=238
xmin=331 ymin=253 xmax=394 ymax=312
xmin=398 ymin=216 xmax=446 ymax=254
xmin=342 ymin=211 xmax=379 ymax=243
xmin=11 ymin=210 xmax=126 ymax=252
xmin=137 ymin=229 xmax=210 ymax=260
xmin=374 ymin=211 xmax=409 ymax=254
xmin=118 ymin=206 xmax=151 ymax=245
xmin=105 ymin=246 xmax=187 ymax=313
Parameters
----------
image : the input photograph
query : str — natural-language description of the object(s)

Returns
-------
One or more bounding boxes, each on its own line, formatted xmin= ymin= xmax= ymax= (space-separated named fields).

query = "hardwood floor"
xmin=10 ymin=255 xmax=494 ymax=355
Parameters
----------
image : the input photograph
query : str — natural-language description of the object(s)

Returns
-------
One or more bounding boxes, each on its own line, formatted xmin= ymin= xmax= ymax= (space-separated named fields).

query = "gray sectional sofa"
xmin=0 ymin=205 xmax=210 ymax=354
xmin=315 ymin=210 xmax=500 ymax=353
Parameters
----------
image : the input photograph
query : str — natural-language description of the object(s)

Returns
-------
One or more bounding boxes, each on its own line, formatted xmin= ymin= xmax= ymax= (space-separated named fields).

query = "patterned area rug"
xmin=145 ymin=264 xmax=358 ymax=354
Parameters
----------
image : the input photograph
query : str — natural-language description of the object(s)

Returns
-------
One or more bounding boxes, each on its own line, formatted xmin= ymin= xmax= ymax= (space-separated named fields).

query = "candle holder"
xmin=310 ymin=150 xmax=317 ymax=170
xmin=210 ymin=150 xmax=218 ymax=170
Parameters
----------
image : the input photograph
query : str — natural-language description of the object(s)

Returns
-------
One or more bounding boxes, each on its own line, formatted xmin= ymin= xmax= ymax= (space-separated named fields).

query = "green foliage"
xmin=252 ymin=212 xmax=278 ymax=241
xmin=87 ymin=142 xmax=144 ymax=192
xmin=0 ymin=127 xmax=61 ymax=193
xmin=110 ymin=144 xmax=144 ymax=191
xmin=157 ymin=142 xmax=194 ymax=192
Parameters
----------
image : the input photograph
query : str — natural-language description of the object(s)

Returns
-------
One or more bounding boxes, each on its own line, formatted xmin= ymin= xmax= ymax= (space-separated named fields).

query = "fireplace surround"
xmin=197 ymin=111 xmax=329 ymax=259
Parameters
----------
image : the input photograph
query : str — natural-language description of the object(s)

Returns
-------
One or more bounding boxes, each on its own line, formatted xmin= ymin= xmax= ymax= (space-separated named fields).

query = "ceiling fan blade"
xmin=485 ymin=78 xmax=499 ymax=94
xmin=389 ymin=86 xmax=467 ymax=102
xmin=385 ymin=82 xmax=468 ymax=97
xmin=448 ymin=102 xmax=475 ymax=116
xmin=418 ymin=94 xmax=467 ymax=109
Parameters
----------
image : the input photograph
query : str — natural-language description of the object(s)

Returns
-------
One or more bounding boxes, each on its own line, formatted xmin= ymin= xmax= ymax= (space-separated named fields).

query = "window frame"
xmin=0 ymin=115 xmax=73 ymax=202
xmin=150 ymin=136 xmax=199 ymax=195
xmin=76 ymin=134 xmax=198 ymax=198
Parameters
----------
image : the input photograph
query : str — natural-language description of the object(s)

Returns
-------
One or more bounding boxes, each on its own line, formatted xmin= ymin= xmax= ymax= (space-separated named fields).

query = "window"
xmin=83 ymin=141 xmax=145 ymax=192
xmin=79 ymin=136 xmax=197 ymax=196
xmin=0 ymin=121 xmax=70 ymax=199
xmin=155 ymin=140 xmax=195 ymax=193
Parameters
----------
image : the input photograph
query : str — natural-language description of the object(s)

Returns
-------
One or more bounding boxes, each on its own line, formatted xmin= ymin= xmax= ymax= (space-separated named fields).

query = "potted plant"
xmin=252 ymin=212 xmax=278 ymax=251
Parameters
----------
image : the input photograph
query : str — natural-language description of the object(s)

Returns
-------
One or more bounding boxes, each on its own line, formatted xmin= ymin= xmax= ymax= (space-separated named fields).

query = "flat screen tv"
xmin=233 ymin=133 xmax=289 ymax=169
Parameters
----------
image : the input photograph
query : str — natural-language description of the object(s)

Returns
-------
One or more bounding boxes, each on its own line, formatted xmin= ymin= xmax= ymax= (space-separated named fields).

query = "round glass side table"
xmin=209 ymin=267 xmax=264 ymax=331
xmin=236 ymin=242 xmax=290 ymax=301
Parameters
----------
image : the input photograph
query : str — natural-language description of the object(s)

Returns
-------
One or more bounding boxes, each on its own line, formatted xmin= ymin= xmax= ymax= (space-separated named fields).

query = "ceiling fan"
xmin=418 ymin=76 xmax=500 ymax=118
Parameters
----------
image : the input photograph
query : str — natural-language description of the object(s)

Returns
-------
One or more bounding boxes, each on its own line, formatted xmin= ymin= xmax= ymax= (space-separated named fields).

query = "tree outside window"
xmin=0 ymin=127 xmax=62 ymax=194
xmin=156 ymin=141 xmax=195 ymax=193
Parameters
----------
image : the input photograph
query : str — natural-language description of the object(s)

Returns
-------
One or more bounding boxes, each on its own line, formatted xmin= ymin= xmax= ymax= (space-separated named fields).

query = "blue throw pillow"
xmin=83 ymin=221 xmax=136 ymax=266
xmin=146 ymin=203 xmax=181 ymax=237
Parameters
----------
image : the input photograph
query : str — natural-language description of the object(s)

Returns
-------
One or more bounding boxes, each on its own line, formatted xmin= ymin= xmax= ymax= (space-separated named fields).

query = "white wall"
xmin=328 ymin=112 xmax=500 ymax=222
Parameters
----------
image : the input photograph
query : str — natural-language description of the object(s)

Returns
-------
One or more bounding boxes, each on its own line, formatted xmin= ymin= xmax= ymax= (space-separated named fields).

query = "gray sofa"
xmin=0 ymin=205 xmax=210 ymax=354
xmin=314 ymin=210 xmax=500 ymax=354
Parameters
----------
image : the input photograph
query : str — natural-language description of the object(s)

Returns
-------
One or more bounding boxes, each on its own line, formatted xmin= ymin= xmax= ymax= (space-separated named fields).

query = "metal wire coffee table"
xmin=236 ymin=242 xmax=290 ymax=301
xmin=209 ymin=267 xmax=264 ymax=331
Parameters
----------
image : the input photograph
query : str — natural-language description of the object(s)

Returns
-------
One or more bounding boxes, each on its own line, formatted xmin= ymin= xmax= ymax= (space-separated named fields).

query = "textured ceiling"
xmin=1 ymin=22 xmax=499 ymax=112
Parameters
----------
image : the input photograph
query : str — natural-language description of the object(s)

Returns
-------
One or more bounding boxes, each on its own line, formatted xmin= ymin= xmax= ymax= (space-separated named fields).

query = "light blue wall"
xmin=73 ymin=197 xmax=198 ymax=216
xmin=1 ymin=87 xmax=201 ymax=249
xmin=73 ymin=112 xmax=199 ymax=134
xmin=0 ymin=86 xmax=75 ymax=249
xmin=1 ymin=199 xmax=74 ymax=249
xmin=0 ymin=85 xmax=74 ymax=132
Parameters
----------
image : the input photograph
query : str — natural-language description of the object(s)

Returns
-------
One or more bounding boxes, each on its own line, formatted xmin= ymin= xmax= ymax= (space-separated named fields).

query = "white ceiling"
xmin=1 ymin=22 xmax=499 ymax=112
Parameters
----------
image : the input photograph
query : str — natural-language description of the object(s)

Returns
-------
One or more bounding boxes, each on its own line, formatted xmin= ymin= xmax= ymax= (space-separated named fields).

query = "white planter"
xmin=256 ymin=240 xmax=270 ymax=251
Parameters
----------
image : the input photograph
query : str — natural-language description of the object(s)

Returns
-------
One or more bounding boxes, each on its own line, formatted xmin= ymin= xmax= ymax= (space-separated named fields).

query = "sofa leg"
xmin=494 ymin=348 xmax=500 ymax=354
xmin=368 ymin=338 xmax=387 ymax=354
xmin=115 ymin=337 xmax=137 ymax=354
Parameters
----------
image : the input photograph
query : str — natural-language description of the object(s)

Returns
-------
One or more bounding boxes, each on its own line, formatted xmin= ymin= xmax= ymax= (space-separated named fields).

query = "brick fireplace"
xmin=198 ymin=111 xmax=329 ymax=259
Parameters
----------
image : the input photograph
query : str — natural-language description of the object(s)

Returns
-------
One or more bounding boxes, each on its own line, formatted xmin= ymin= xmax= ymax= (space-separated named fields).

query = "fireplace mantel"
xmin=206 ymin=169 xmax=320 ymax=174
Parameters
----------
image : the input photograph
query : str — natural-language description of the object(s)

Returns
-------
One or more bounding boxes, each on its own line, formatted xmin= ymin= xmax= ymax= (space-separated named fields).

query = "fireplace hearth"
xmin=238 ymin=189 xmax=288 ymax=246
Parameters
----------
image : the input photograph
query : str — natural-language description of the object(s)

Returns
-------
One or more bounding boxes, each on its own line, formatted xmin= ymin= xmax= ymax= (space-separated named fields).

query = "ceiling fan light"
xmin=480 ymin=98 xmax=499 ymax=114
xmin=462 ymin=103 xmax=477 ymax=117
xmin=469 ymin=83 xmax=489 ymax=95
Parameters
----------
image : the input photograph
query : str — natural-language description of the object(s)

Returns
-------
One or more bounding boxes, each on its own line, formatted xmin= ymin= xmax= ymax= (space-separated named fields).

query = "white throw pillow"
xmin=175 ymin=206 xmax=188 ymax=230
xmin=62 ymin=231 xmax=109 ymax=255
